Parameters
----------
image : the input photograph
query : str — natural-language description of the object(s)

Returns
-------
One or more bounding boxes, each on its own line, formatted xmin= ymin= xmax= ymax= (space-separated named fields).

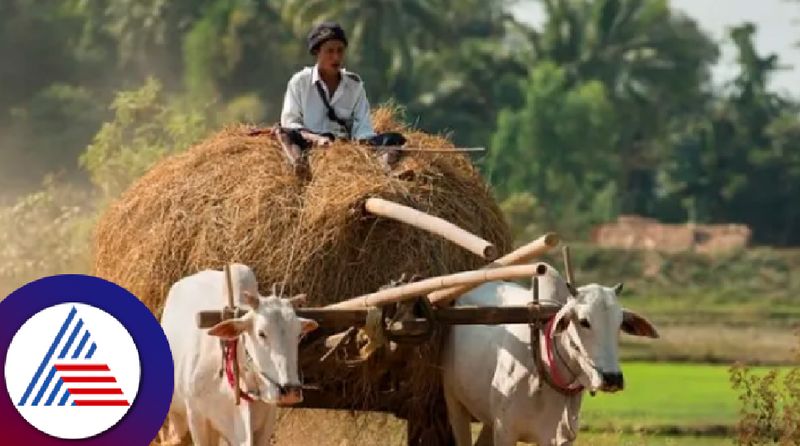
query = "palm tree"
xmin=524 ymin=0 xmax=719 ymax=212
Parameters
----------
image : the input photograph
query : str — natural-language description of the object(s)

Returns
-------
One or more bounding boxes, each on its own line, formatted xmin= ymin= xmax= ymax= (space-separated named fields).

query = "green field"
xmin=578 ymin=432 xmax=733 ymax=445
xmin=462 ymin=362 xmax=776 ymax=445
xmin=580 ymin=362 xmax=793 ymax=434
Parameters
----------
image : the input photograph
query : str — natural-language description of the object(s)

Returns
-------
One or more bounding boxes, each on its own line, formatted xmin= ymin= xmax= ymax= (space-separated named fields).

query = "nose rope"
xmin=544 ymin=317 xmax=585 ymax=393
xmin=544 ymin=299 xmax=597 ymax=393
xmin=225 ymin=339 xmax=299 ymax=403
xmin=223 ymin=339 xmax=255 ymax=402
xmin=552 ymin=328 xmax=593 ymax=385
xmin=553 ymin=339 xmax=580 ymax=381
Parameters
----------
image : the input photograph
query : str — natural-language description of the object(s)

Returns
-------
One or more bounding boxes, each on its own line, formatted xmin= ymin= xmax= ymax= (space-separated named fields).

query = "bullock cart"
xmin=195 ymin=199 xmax=573 ymax=445
xmin=90 ymin=114 xmax=568 ymax=445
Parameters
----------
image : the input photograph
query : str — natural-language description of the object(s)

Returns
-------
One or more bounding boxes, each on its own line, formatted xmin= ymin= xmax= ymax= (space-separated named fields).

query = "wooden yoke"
xmin=197 ymin=305 xmax=562 ymax=331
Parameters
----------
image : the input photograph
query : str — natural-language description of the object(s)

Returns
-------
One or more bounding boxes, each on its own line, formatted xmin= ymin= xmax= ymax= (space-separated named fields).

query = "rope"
xmin=224 ymin=339 xmax=254 ymax=402
xmin=529 ymin=301 xmax=584 ymax=397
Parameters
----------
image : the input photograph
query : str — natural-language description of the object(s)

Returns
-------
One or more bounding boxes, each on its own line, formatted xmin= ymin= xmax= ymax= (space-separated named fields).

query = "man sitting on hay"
xmin=277 ymin=21 xmax=406 ymax=172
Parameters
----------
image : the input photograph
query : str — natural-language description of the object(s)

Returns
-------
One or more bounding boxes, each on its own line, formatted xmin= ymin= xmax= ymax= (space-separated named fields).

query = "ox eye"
xmin=579 ymin=319 xmax=591 ymax=329
xmin=258 ymin=331 xmax=267 ymax=340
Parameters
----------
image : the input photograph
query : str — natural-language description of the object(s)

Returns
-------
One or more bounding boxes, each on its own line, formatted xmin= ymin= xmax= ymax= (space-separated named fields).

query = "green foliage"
xmin=182 ymin=1 xmax=298 ymax=111
xmin=7 ymin=84 xmax=104 ymax=177
xmin=0 ymin=178 xmax=93 ymax=297
xmin=503 ymin=0 xmax=719 ymax=217
xmin=499 ymin=192 xmax=547 ymax=243
xmin=659 ymin=24 xmax=800 ymax=244
xmin=0 ymin=1 xmax=115 ymax=191
xmin=221 ymin=93 xmax=267 ymax=124
xmin=730 ymin=344 xmax=800 ymax=445
xmin=79 ymin=78 xmax=212 ymax=199
xmin=488 ymin=62 xmax=619 ymax=236
xmin=0 ymin=0 xmax=799 ymax=247
xmin=183 ymin=3 xmax=230 ymax=100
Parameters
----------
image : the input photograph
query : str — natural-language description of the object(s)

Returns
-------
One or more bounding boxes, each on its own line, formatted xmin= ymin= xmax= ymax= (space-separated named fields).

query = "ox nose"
xmin=278 ymin=385 xmax=303 ymax=405
xmin=601 ymin=372 xmax=624 ymax=391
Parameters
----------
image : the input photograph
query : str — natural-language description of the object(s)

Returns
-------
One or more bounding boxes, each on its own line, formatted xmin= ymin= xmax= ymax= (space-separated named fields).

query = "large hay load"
xmin=91 ymin=108 xmax=512 ymax=444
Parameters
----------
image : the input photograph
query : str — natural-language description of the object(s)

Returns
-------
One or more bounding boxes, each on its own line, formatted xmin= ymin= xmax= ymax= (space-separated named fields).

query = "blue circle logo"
xmin=0 ymin=275 xmax=173 ymax=445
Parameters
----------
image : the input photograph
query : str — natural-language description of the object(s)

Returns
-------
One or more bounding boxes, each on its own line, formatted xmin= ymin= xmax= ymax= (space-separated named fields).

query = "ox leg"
xmin=443 ymin=390 xmax=472 ymax=446
xmin=207 ymin=402 xmax=252 ymax=446
xmin=160 ymin=411 xmax=189 ymax=445
xmin=252 ymin=428 xmax=274 ymax=446
xmin=252 ymin=407 xmax=277 ymax=446
xmin=474 ymin=424 xmax=493 ymax=446
xmin=492 ymin=425 xmax=515 ymax=446
xmin=186 ymin=407 xmax=215 ymax=446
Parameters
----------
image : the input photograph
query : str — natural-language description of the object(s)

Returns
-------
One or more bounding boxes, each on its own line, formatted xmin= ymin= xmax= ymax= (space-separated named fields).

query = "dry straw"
xmin=93 ymin=107 xmax=511 ymax=315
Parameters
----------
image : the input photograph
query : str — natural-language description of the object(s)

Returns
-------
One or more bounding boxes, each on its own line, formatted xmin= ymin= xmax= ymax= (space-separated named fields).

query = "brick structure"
xmin=591 ymin=215 xmax=751 ymax=254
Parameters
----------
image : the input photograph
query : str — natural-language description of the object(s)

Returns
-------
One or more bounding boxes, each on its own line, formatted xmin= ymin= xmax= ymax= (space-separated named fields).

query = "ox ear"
xmin=241 ymin=291 xmax=260 ymax=309
xmin=288 ymin=293 xmax=308 ymax=308
xmin=621 ymin=309 xmax=659 ymax=339
xmin=208 ymin=317 xmax=252 ymax=340
xmin=613 ymin=283 xmax=624 ymax=295
xmin=299 ymin=317 xmax=319 ymax=334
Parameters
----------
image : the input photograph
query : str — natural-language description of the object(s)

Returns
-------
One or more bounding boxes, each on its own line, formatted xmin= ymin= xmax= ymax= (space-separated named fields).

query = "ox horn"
xmin=241 ymin=290 xmax=260 ymax=309
xmin=562 ymin=245 xmax=578 ymax=297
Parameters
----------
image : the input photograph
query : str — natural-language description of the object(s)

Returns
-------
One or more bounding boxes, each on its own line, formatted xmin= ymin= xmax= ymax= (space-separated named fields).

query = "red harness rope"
xmin=544 ymin=318 xmax=584 ymax=395
xmin=224 ymin=339 xmax=254 ymax=403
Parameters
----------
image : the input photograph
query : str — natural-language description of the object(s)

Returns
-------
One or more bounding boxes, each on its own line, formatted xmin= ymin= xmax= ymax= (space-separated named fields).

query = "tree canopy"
xmin=1 ymin=0 xmax=798 ymax=244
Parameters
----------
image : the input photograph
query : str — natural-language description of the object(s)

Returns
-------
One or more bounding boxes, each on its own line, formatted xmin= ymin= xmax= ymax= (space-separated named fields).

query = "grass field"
xmin=277 ymin=362 xmax=770 ymax=445
xmin=620 ymin=324 xmax=797 ymax=364
xmin=578 ymin=432 xmax=733 ymax=445
xmin=582 ymin=363 xmax=741 ymax=430
xmin=2 ymin=207 xmax=797 ymax=446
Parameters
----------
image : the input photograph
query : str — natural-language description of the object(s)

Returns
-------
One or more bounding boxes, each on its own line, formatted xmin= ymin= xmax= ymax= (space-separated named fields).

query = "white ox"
xmin=442 ymin=271 xmax=658 ymax=446
xmin=160 ymin=264 xmax=318 ymax=445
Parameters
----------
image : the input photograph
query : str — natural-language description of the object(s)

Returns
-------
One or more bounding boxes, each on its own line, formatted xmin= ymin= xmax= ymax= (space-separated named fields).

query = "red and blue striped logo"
xmin=18 ymin=306 xmax=129 ymax=408
xmin=5 ymin=301 xmax=142 ymax=439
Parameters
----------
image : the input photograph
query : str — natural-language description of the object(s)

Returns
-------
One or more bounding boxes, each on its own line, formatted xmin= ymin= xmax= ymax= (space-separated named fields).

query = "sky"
xmin=511 ymin=0 xmax=800 ymax=96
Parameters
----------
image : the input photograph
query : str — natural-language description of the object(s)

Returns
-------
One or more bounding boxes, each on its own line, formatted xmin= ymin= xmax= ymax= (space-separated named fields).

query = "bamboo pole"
xmin=428 ymin=233 xmax=559 ymax=305
xmin=364 ymin=197 xmax=498 ymax=261
xmin=326 ymin=263 xmax=548 ymax=310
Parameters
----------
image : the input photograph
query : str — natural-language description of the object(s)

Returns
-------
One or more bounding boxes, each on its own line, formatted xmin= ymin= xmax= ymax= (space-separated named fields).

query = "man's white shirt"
xmin=280 ymin=65 xmax=375 ymax=140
